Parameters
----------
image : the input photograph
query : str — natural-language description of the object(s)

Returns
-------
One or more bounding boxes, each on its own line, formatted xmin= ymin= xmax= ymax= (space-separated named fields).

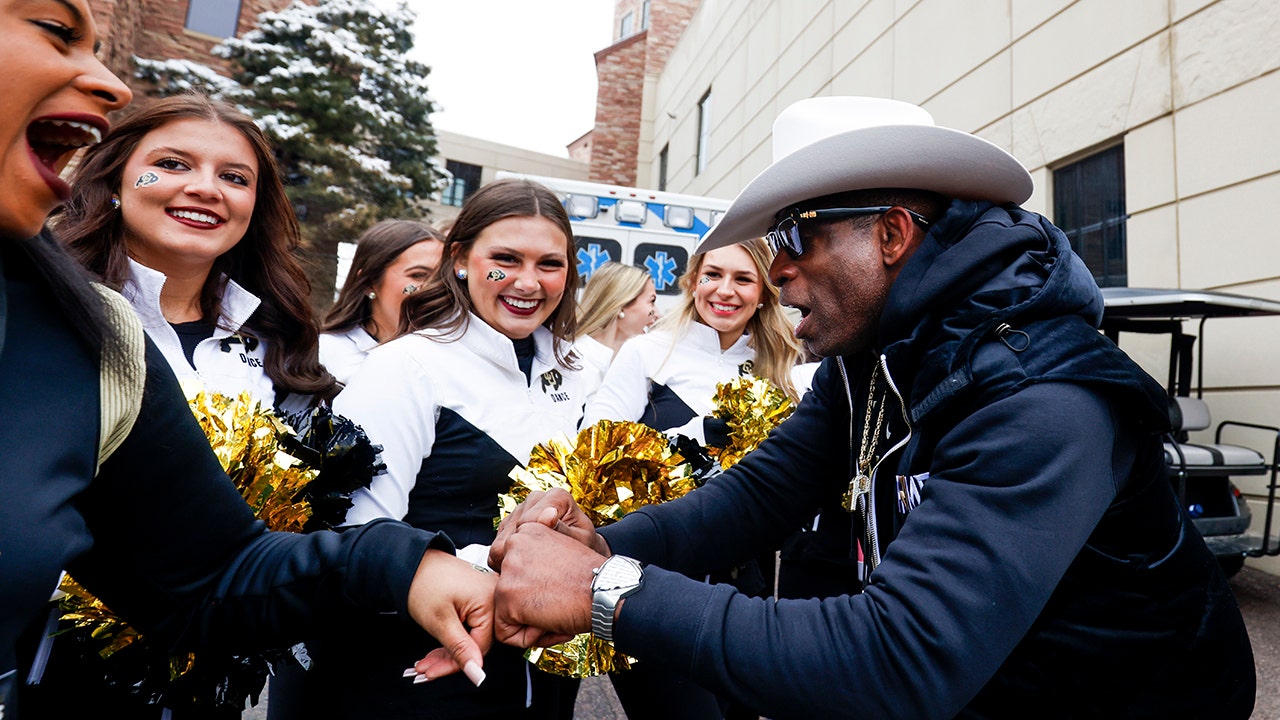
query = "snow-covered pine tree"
xmin=136 ymin=0 xmax=443 ymax=304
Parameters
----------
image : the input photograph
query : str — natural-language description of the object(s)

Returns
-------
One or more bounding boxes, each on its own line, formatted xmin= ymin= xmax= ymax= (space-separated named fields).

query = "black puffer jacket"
xmin=601 ymin=201 xmax=1256 ymax=719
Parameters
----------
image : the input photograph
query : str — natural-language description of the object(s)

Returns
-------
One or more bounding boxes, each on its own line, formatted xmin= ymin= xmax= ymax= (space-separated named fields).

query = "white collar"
xmin=681 ymin=319 xmax=752 ymax=355
xmin=343 ymin=325 xmax=379 ymax=352
xmin=574 ymin=333 xmax=615 ymax=367
xmin=419 ymin=312 xmax=562 ymax=373
xmin=123 ymin=258 xmax=261 ymax=336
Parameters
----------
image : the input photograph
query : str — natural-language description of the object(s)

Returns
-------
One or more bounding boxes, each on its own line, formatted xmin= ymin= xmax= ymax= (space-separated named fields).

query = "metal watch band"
xmin=590 ymin=555 xmax=643 ymax=643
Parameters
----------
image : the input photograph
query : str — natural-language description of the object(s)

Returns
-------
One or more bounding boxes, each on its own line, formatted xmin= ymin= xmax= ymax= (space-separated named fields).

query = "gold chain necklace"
xmin=842 ymin=363 xmax=886 ymax=512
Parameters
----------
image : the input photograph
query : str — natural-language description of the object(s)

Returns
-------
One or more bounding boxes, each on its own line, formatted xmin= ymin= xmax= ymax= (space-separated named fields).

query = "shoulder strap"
xmin=92 ymin=283 xmax=146 ymax=472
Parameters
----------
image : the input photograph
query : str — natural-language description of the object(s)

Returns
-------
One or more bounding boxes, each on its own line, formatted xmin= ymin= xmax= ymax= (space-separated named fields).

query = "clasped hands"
xmin=407 ymin=489 xmax=611 ymax=682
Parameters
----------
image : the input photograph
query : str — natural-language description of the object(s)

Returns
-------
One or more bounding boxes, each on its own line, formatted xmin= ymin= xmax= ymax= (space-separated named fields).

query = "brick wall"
xmin=588 ymin=0 xmax=700 ymax=186
xmin=644 ymin=0 xmax=698 ymax=75
xmin=590 ymin=31 xmax=647 ymax=186
xmin=88 ymin=0 xmax=306 ymax=96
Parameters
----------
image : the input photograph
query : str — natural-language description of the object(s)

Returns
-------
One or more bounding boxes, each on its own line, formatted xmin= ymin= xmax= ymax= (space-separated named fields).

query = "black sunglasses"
xmin=765 ymin=206 xmax=931 ymax=259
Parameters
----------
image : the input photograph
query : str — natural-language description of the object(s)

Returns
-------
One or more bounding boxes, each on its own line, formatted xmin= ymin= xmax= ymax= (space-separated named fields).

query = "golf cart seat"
xmin=1165 ymin=396 xmax=1269 ymax=475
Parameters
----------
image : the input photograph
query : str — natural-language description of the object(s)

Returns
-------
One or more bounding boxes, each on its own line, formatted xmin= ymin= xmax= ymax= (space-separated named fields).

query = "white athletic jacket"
xmin=319 ymin=325 xmax=378 ymax=386
xmin=334 ymin=316 xmax=590 ymax=548
xmin=584 ymin=321 xmax=754 ymax=443
xmin=121 ymin=259 xmax=276 ymax=405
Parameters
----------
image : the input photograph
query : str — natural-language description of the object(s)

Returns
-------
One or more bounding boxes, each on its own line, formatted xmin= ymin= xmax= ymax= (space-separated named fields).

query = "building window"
xmin=185 ymin=0 xmax=243 ymax=38
xmin=1053 ymin=144 xmax=1127 ymax=287
xmin=696 ymin=89 xmax=712 ymax=176
xmin=641 ymin=0 xmax=651 ymax=29
xmin=619 ymin=11 xmax=634 ymax=38
xmin=442 ymin=160 xmax=482 ymax=207
xmin=658 ymin=144 xmax=669 ymax=191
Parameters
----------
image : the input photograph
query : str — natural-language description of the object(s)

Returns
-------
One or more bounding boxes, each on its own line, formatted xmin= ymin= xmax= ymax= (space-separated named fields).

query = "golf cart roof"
xmin=1101 ymin=287 xmax=1280 ymax=320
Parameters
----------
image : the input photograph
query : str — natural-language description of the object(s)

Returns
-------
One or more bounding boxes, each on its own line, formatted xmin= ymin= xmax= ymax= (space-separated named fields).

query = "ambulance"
xmin=495 ymin=172 xmax=732 ymax=311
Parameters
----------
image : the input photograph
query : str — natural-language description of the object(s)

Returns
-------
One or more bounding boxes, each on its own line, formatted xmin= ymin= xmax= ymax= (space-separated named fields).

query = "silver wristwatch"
xmin=590 ymin=555 xmax=644 ymax=643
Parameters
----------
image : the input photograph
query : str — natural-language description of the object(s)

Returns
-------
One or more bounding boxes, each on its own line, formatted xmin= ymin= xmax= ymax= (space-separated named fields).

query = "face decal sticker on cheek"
xmin=698 ymin=275 xmax=712 ymax=285
xmin=486 ymin=269 xmax=507 ymax=281
xmin=134 ymin=171 xmax=159 ymax=189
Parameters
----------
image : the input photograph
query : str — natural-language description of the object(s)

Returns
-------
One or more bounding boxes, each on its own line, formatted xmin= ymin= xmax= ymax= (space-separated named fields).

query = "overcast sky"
xmin=403 ymin=1 xmax=616 ymax=158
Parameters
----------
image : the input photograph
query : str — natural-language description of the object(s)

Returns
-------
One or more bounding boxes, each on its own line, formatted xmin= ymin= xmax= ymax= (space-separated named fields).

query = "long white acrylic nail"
xmin=402 ymin=667 xmax=419 ymax=678
xmin=463 ymin=660 xmax=486 ymax=687
xmin=413 ymin=673 xmax=430 ymax=684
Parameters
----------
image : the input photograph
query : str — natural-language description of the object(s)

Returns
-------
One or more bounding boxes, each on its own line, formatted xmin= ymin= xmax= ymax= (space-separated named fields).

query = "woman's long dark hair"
xmin=322 ymin=219 xmax=443 ymax=334
xmin=55 ymin=94 xmax=337 ymax=401
xmin=398 ymin=178 xmax=579 ymax=368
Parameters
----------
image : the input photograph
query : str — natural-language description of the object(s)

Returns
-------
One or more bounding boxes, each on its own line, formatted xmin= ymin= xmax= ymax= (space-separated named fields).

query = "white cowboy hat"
xmin=695 ymin=96 xmax=1033 ymax=253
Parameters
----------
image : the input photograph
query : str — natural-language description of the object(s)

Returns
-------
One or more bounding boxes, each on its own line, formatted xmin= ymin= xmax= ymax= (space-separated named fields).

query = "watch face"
xmin=595 ymin=557 xmax=643 ymax=591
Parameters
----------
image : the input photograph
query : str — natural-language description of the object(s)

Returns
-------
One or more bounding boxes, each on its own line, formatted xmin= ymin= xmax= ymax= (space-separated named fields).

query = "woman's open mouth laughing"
xmin=27 ymin=114 xmax=107 ymax=200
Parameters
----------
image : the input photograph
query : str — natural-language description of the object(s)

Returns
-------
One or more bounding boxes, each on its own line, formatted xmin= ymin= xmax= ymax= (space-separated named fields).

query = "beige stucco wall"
xmin=648 ymin=0 xmax=1280 ymax=571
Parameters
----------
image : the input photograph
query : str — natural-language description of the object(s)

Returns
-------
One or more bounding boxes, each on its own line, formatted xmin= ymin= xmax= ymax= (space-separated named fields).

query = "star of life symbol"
xmin=577 ymin=243 xmax=612 ymax=280
xmin=645 ymin=251 xmax=678 ymax=291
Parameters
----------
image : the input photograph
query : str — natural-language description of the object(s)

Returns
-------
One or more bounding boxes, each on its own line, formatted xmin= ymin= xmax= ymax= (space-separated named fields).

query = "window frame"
xmin=442 ymin=159 xmax=483 ymax=208
xmin=658 ymin=143 xmax=669 ymax=191
xmin=1052 ymin=143 xmax=1128 ymax=287
xmin=184 ymin=0 xmax=244 ymax=38
xmin=696 ymin=89 xmax=712 ymax=176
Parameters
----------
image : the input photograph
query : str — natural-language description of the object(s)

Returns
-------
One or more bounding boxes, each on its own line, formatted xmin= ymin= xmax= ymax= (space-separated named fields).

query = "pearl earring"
xmin=757 ymin=303 xmax=764 ymax=308
xmin=456 ymin=268 xmax=468 ymax=280
xmin=367 ymin=291 xmax=377 ymax=300
xmin=618 ymin=310 xmax=626 ymax=319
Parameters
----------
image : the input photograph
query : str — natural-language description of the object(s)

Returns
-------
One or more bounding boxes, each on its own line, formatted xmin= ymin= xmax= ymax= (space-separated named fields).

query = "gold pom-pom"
xmin=56 ymin=384 xmax=319 ymax=698
xmin=498 ymin=419 xmax=700 ymax=677
xmin=184 ymin=386 xmax=315 ymax=533
xmin=710 ymin=376 xmax=795 ymax=468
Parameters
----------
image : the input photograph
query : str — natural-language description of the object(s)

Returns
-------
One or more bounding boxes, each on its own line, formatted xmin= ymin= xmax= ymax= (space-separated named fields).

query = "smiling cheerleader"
xmin=284 ymin=178 xmax=588 ymax=719
xmin=57 ymin=94 xmax=337 ymax=414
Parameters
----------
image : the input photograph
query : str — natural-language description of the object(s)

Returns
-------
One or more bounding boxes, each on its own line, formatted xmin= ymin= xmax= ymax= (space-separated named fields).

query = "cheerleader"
xmin=301 ymin=179 xmax=586 ymax=719
xmin=582 ymin=237 xmax=802 ymax=720
xmin=574 ymin=261 xmax=658 ymax=403
xmin=321 ymin=219 xmax=444 ymax=383
xmin=61 ymin=94 xmax=336 ymax=413
xmin=585 ymin=237 xmax=801 ymax=440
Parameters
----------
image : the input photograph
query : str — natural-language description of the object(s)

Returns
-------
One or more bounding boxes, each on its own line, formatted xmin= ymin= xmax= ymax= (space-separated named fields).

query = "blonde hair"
xmin=653 ymin=238 xmax=803 ymax=401
xmin=577 ymin=262 xmax=652 ymax=335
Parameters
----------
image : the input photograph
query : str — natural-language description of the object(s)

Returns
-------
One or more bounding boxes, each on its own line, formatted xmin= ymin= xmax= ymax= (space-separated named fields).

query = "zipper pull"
xmin=994 ymin=322 xmax=1030 ymax=352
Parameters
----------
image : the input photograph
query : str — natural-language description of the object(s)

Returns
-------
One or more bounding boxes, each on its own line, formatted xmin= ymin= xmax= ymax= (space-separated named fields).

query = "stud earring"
xmin=456 ymin=269 xmax=468 ymax=280
xmin=757 ymin=303 xmax=764 ymax=309
xmin=110 ymin=197 xmax=121 ymax=210
xmin=367 ymin=291 xmax=377 ymax=300
xmin=618 ymin=310 xmax=626 ymax=319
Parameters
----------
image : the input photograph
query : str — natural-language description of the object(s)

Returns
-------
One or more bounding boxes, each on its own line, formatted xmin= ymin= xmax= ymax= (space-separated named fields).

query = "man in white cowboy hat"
xmin=479 ymin=97 xmax=1255 ymax=718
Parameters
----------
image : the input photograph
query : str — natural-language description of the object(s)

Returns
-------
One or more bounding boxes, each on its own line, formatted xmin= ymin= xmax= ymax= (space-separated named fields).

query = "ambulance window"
xmin=634 ymin=243 xmax=688 ymax=296
xmin=566 ymin=194 xmax=600 ymax=219
xmin=575 ymin=237 xmax=622 ymax=283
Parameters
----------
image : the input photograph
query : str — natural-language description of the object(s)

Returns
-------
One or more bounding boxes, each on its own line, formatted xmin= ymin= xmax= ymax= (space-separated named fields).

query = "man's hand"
xmin=404 ymin=549 xmax=496 ymax=684
xmin=489 ymin=488 xmax=608 ymax=571
xmin=493 ymin=522 xmax=607 ymax=648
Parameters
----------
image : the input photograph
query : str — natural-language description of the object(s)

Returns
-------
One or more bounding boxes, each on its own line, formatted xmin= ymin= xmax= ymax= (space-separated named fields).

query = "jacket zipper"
xmin=863 ymin=353 xmax=914 ymax=570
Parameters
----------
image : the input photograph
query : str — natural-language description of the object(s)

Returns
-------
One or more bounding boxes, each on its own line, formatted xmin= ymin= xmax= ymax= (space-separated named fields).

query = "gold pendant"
xmin=841 ymin=473 xmax=871 ymax=512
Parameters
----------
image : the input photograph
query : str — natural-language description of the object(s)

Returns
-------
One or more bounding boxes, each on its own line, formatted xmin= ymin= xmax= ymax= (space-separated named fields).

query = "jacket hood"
xmin=881 ymin=200 xmax=1102 ymax=349
xmin=878 ymin=200 xmax=1166 ymax=428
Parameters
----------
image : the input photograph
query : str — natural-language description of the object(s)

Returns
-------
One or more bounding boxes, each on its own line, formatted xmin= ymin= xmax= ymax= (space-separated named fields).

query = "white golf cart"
xmin=1101 ymin=287 xmax=1280 ymax=577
